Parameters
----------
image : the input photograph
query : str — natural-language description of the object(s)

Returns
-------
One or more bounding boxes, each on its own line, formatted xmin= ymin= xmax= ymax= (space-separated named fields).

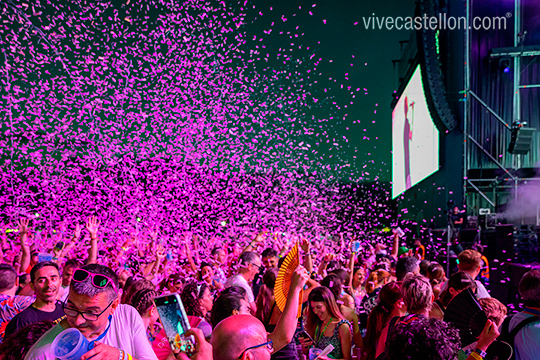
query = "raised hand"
xmin=300 ymin=237 xmax=311 ymax=253
xmin=323 ymin=253 xmax=335 ymax=263
xmin=85 ymin=216 xmax=100 ymax=240
xmin=254 ymin=230 xmax=265 ymax=243
xmin=156 ymin=245 xmax=166 ymax=261
xmin=17 ymin=218 xmax=30 ymax=236
xmin=290 ymin=265 xmax=309 ymax=291
xmin=476 ymin=319 xmax=500 ymax=351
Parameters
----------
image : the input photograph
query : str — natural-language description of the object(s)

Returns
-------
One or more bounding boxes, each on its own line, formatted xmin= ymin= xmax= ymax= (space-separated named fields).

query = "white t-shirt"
xmin=25 ymin=304 xmax=158 ymax=360
xmin=224 ymin=274 xmax=254 ymax=303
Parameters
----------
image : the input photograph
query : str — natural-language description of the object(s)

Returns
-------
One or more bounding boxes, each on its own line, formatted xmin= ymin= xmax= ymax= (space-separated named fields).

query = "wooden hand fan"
xmin=275 ymin=241 xmax=303 ymax=318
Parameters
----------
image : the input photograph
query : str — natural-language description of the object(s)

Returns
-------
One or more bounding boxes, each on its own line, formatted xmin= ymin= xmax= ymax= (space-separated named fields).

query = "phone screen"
xmin=154 ymin=294 xmax=193 ymax=352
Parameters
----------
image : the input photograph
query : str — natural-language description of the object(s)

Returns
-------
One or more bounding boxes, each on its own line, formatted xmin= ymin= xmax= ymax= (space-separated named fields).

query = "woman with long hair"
xmin=426 ymin=262 xmax=446 ymax=301
xmin=361 ymin=282 xmax=405 ymax=360
xmin=254 ymin=268 xmax=298 ymax=360
xmin=179 ymin=280 xmax=214 ymax=339
xmin=350 ymin=266 xmax=367 ymax=309
xmin=301 ymin=286 xmax=352 ymax=360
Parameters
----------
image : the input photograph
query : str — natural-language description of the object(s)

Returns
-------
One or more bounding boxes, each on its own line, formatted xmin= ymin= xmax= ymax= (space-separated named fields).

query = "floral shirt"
xmin=0 ymin=293 xmax=34 ymax=342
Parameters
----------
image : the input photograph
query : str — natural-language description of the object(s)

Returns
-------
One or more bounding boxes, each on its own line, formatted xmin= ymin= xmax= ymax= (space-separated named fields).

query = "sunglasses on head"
xmin=72 ymin=268 xmax=118 ymax=294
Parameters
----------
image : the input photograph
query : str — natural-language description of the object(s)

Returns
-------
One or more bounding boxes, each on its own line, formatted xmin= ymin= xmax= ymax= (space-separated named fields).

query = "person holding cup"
xmin=24 ymin=264 xmax=157 ymax=360
xmin=300 ymin=287 xmax=352 ymax=360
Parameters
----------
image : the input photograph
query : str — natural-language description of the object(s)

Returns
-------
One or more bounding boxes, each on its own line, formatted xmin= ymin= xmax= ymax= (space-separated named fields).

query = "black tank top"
xmin=264 ymin=302 xmax=299 ymax=360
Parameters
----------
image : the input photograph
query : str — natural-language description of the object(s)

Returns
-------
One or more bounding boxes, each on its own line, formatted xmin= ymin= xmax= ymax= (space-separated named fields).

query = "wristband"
xmin=469 ymin=352 xmax=483 ymax=360
xmin=118 ymin=349 xmax=123 ymax=360
xmin=52 ymin=257 xmax=58 ymax=261
xmin=127 ymin=353 xmax=133 ymax=360
xmin=474 ymin=349 xmax=487 ymax=358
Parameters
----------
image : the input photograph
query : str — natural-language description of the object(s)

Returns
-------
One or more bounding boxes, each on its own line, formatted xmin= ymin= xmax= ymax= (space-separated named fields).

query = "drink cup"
xmin=51 ymin=328 xmax=90 ymax=360
xmin=309 ymin=347 xmax=323 ymax=360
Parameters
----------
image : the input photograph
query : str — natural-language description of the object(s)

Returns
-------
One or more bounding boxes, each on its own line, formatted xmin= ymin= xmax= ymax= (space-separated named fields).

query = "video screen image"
xmin=392 ymin=65 xmax=440 ymax=199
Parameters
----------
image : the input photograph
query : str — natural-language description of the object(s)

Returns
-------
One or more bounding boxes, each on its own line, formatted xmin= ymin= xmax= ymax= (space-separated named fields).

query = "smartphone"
xmin=299 ymin=330 xmax=315 ymax=343
xmin=54 ymin=241 xmax=65 ymax=252
xmin=154 ymin=293 xmax=194 ymax=353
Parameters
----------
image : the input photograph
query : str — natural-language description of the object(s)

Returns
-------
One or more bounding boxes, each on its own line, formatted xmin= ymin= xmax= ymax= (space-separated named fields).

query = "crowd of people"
xmin=0 ymin=216 xmax=539 ymax=360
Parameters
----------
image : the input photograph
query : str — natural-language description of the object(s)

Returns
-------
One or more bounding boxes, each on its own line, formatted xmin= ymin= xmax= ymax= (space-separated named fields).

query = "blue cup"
xmin=51 ymin=328 xmax=90 ymax=360
xmin=309 ymin=347 xmax=323 ymax=360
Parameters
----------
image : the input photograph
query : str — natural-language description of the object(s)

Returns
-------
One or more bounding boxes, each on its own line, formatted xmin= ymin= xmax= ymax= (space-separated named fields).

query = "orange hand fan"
xmin=274 ymin=242 xmax=303 ymax=318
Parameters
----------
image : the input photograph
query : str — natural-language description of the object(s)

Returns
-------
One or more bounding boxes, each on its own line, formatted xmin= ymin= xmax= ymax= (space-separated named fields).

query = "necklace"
xmin=316 ymin=316 xmax=333 ymax=342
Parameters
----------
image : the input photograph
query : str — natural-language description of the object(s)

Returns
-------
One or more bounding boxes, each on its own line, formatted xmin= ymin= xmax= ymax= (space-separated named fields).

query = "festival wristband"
xmin=474 ymin=349 xmax=487 ymax=358
xmin=469 ymin=352 xmax=483 ymax=360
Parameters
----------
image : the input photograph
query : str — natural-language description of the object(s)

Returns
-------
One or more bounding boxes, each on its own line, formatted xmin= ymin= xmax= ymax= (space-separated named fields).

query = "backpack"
xmin=487 ymin=314 xmax=540 ymax=360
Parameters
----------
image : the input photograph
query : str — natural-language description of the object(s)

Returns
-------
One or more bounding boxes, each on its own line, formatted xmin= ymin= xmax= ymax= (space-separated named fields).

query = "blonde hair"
xmin=479 ymin=298 xmax=507 ymax=326
xmin=366 ymin=270 xmax=391 ymax=294
xmin=402 ymin=274 xmax=432 ymax=313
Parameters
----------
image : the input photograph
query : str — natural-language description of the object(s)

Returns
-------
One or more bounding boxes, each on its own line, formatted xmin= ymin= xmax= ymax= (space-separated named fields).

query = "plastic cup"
xmin=51 ymin=328 xmax=90 ymax=360
xmin=309 ymin=347 xmax=323 ymax=360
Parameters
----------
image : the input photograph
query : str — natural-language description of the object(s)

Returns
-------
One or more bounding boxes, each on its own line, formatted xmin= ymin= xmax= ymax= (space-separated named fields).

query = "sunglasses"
xmin=72 ymin=268 xmax=118 ymax=294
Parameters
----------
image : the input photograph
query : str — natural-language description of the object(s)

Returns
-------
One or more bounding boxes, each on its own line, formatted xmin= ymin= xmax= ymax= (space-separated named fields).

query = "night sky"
xmin=0 ymin=0 xmax=416 ymax=235
xmin=242 ymin=0 xmax=417 ymax=183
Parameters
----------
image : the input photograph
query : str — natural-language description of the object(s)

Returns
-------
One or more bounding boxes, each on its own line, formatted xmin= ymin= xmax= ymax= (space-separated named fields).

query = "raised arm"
xmin=85 ymin=217 xmax=100 ymax=265
xmin=318 ymin=252 xmax=334 ymax=277
xmin=18 ymin=218 xmax=31 ymax=272
xmin=146 ymin=245 xmax=166 ymax=281
xmin=390 ymin=230 xmax=400 ymax=260
xmin=300 ymin=238 xmax=313 ymax=274
xmin=241 ymin=231 xmax=264 ymax=254
xmin=268 ymin=265 xmax=309 ymax=352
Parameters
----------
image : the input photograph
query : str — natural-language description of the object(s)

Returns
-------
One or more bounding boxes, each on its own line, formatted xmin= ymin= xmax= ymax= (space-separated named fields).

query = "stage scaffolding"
xmin=463 ymin=0 xmax=540 ymax=217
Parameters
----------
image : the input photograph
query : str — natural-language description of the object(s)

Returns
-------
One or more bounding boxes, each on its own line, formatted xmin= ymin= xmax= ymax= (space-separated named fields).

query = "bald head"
xmin=211 ymin=315 xmax=270 ymax=360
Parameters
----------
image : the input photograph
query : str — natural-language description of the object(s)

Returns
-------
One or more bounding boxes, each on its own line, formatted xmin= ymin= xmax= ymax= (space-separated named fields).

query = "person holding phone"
xmin=300 ymin=286 xmax=352 ymax=360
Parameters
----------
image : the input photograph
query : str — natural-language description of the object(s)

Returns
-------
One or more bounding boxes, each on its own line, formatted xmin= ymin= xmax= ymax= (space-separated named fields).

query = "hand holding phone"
xmin=54 ymin=241 xmax=65 ymax=252
xmin=299 ymin=330 xmax=315 ymax=344
xmin=154 ymin=293 xmax=195 ymax=354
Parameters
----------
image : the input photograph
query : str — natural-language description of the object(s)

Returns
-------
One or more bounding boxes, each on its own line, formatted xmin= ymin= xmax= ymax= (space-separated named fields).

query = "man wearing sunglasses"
xmin=25 ymin=264 xmax=157 ymax=360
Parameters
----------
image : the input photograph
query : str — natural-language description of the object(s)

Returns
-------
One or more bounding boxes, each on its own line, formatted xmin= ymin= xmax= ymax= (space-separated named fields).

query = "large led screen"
xmin=392 ymin=65 xmax=440 ymax=199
